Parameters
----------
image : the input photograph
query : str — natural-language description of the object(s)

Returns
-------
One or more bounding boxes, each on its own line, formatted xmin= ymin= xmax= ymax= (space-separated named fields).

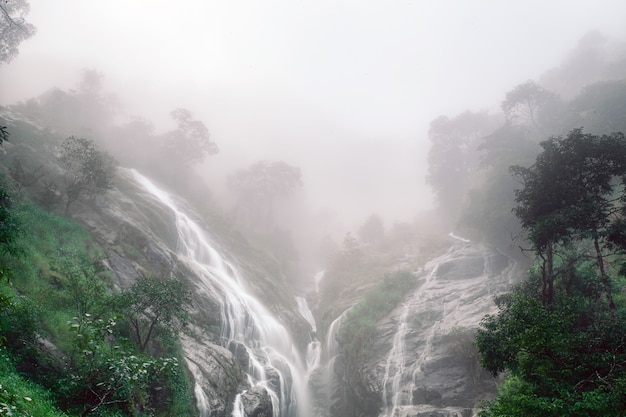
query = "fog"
xmin=2 ymin=0 xmax=626 ymax=229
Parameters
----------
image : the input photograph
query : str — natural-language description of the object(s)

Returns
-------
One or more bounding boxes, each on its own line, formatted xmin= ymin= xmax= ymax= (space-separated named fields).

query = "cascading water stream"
xmin=377 ymin=235 xmax=517 ymax=417
xmin=380 ymin=264 xmax=439 ymax=417
xmin=130 ymin=170 xmax=311 ymax=417
xmin=296 ymin=296 xmax=321 ymax=383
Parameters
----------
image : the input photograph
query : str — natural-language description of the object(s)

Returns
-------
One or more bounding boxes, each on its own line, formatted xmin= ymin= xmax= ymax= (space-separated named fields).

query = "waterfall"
xmin=377 ymin=240 xmax=516 ymax=417
xmin=130 ymin=170 xmax=311 ymax=417
xmin=313 ymin=270 xmax=325 ymax=294
xmin=380 ymin=265 xmax=439 ymax=417
xmin=296 ymin=296 xmax=322 ymax=383
xmin=325 ymin=308 xmax=349 ymax=362
xmin=194 ymin=383 xmax=210 ymax=417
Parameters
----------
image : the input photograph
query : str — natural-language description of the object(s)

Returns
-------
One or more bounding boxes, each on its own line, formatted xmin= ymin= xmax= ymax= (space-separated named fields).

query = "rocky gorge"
xmin=0 ymin=111 xmax=523 ymax=417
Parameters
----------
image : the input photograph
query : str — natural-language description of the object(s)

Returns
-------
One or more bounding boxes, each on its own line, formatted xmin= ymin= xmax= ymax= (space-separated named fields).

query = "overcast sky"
xmin=2 ymin=0 xmax=626 ymax=224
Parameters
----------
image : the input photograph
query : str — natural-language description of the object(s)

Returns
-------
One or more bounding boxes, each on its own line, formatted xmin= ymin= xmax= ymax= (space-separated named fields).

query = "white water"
xmin=313 ymin=271 xmax=325 ymax=293
xmin=131 ymin=170 xmax=311 ymax=417
xmin=194 ymin=383 xmax=210 ymax=417
xmin=326 ymin=308 xmax=349 ymax=362
xmin=296 ymin=296 xmax=322 ymax=384
xmin=381 ymin=264 xmax=439 ymax=417
xmin=378 ymin=240 xmax=517 ymax=417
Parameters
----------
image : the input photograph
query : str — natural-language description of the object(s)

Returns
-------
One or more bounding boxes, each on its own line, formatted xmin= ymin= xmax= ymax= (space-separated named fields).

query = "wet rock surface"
xmin=240 ymin=386 xmax=273 ymax=417
xmin=325 ymin=241 xmax=520 ymax=417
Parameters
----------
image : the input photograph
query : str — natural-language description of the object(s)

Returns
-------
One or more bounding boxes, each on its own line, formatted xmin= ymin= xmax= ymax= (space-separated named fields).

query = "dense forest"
xmin=424 ymin=32 xmax=626 ymax=416
xmin=2 ymin=1 xmax=626 ymax=416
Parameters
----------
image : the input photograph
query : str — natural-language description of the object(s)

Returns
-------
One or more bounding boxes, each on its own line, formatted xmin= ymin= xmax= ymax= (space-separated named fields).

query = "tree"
xmin=511 ymin=129 xmax=626 ymax=310
xmin=501 ymin=80 xmax=556 ymax=129
xmin=59 ymin=136 xmax=117 ymax=214
xmin=0 ymin=0 xmax=36 ymax=64
xmin=476 ymin=127 xmax=626 ymax=416
xmin=228 ymin=160 xmax=302 ymax=228
xmin=117 ymin=277 xmax=191 ymax=353
xmin=426 ymin=111 xmax=499 ymax=215
xmin=64 ymin=315 xmax=178 ymax=416
xmin=162 ymin=108 xmax=217 ymax=168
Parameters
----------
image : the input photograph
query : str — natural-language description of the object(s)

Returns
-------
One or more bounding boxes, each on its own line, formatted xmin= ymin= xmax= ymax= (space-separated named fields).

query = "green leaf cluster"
xmin=0 ymin=179 xmax=194 ymax=416
xmin=336 ymin=270 xmax=416 ymax=370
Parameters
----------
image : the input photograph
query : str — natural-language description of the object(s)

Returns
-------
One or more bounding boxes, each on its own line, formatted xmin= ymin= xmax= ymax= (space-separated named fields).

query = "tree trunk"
xmin=141 ymin=319 xmax=157 ymax=353
xmin=546 ymin=243 xmax=554 ymax=306
xmin=539 ymin=251 xmax=548 ymax=306
xmin=594 ymin=236 xmax=616 ymax=320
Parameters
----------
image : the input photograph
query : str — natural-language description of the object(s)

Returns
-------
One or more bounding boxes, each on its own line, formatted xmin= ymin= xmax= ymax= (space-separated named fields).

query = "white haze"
xmin=1 ymin=0 xmax=626 ymax=225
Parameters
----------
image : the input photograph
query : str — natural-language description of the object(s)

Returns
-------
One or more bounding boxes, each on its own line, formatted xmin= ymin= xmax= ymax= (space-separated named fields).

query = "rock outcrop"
xmin=239 ymin=386 xmax=273 ymax=417
xmin=324 ymin=241 xmax=520 ymax=417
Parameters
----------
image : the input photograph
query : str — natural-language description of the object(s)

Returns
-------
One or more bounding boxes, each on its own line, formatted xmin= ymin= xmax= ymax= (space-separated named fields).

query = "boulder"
xmin=240 ymin=386 xmax=273 ymax=417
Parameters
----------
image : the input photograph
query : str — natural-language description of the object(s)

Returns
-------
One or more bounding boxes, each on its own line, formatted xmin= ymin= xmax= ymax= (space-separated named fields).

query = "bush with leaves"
xmin=61 ymin=314 xmax=179 ymax=416
xmin=476 ymin=258 xmax=626 ymax=416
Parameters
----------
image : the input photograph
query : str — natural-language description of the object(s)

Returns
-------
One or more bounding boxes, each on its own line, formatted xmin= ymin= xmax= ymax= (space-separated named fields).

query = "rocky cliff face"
xmin=0 ymin=112 xmax=308 ymax=416
xmin=2 ymin=110 xmax=522 ymax=417
xmin=321 ymin=239 xmax=521 ymax=417
xmin=77 ymin=169 xmax=312 ymax=417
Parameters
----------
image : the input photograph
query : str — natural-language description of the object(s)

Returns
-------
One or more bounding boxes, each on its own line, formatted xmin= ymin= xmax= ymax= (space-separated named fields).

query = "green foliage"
xmin=479 ymin=373 xmax=626 ymax=417
xmin=59 ymin=136 xmax=117 ymax=214
xmin=477 ymin=125 xmax=626 ymax=415
xmin=0 ymin=176 xmax=22 ymax=282
xmin=336 ymin=270 xmax=416 ymax=369
xmin=0 ymin=285 xmax=40 ymax=358
xmin=60 ymin=315 xmax=179 ymax=416
xmin=477 ymin=256 xmax=626 ymax=416
xmin=0 ymin=348 xmax=69 ymax=417
xmin=512 ymin=129 xmax=626 ymax=252
xmin=510 ymin=128 xmax=626 ymax=309
xmin=0 ymin=187 xmax=194 ymax=416
xmin=115 ymin=277 xmax=191 ymax=353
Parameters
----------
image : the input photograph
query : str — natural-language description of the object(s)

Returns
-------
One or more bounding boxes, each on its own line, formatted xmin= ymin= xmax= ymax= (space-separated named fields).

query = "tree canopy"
xmin=116 ymin=276 xmax=191 ymax=353
xmin=501 ymin=80 xmax=556 ymax=129
xmin=0 ymin=0 xmax=36 ymax=64
xmin=162 ymin=108 xmax=218 ymax=168
xmin=511 ymin=129 xmax=626 ymax=308
xmin=477 ymin=128 xmax=626 ymax=417
xmin=59 ymin=136 xmax=117 ymax=214
xmin=228 ymin=160 xmax=302 ymax=228
xmin=426 ymin=111 xmax=499 ymax=215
